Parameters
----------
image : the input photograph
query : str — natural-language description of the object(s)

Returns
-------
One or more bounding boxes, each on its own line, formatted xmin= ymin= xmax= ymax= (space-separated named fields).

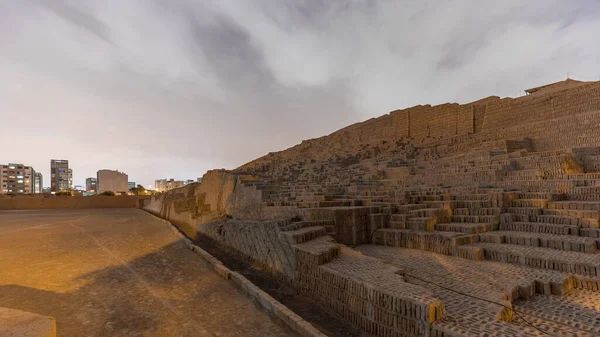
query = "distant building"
xmin=86 ymin=178 xmax=97 ymax=193
xmin=50 ymin=159 xmax=69 ymax=192
xmin=74 ymin=185 xmax=85 ymax=191
xmin=128 ymin=181 xmax=136 ymax=190
xmin=0 ymin=163 xmax=36 ymax=194
xmin=185 ymin=179 xmax=195 ymax=185
xmin=155 ymin=178 xmax=186 ymax=192
xmin=97 ymin=170 xmax=128 ymax=194
xmin=154 ymin=179 xmax=166 ymax=192
xmin=34 ymin=172 xmax=43 ymax=193
xmin=197 ymin=177 xmax=203 ymax=183
xmin=68 ymin=169 xmax=73 ymax=189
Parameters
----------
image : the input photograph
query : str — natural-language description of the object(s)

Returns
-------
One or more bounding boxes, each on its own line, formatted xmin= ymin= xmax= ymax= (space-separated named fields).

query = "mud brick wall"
xmin=201 ymin=219 xmax=297 ymax=278
xmin=385 ymin=109 xmax=410 ymax=139
xmin=300 ymin=207 xmax=372 ymax=245
xmin=456 ymin=104 xmax=475 ymax=135
xmin=482 ymin=82 xmax=600 ymax=134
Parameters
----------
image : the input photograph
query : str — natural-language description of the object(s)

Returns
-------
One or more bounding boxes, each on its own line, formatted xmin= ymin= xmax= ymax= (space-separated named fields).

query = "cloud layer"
xmin=1 ymin=0 xmax=599 ymax=187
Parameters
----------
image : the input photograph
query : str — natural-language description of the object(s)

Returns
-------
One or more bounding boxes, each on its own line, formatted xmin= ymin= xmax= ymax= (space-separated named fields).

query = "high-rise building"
xmin=128 ymin=181 xmax=136 ymax=190
xmin=97 ymin=169 xmax=128 ymax=194
xmin=34 ymin=172 xmax=43 ymax=193
xmin=68 ymin=169 xmax=73 ymax=189
xmin=50 ymin=160 xmax=69 ymax=192
xmin=86 ymin=178 xmax=97 ymax=192
xmin=0 ymin=163 xmax=36 ymax=194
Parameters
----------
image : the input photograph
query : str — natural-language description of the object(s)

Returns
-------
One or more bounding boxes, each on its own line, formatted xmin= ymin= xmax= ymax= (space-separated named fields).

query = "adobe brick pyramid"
xmin=146 ymin=78 xmax=600 ymax=337
xmin=230 ymin=78 xmax=600 ymax=336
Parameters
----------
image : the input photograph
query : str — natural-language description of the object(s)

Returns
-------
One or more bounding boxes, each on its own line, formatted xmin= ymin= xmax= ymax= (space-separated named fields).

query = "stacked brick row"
xmin=373 ymin=229 xmax=477 ymax=255
xmin=295 ymin=252 xmax=445 ymax=337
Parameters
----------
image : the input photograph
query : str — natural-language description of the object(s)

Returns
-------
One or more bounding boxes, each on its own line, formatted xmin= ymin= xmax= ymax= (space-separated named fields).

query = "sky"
xmin=1 ymin=0 xmax=600 ymax=189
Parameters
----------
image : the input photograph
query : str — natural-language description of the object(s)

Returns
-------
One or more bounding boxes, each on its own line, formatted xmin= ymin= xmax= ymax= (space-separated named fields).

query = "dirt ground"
xmin=0 ymin=209 xmax=294 ymax=337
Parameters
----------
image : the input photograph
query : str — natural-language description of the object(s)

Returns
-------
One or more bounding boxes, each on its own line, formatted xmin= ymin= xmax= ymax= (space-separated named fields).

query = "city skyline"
xmin=0 ymin=157 xmax=202 ymax=190
xmin=2 ymin=1 xmax=600 ymax=188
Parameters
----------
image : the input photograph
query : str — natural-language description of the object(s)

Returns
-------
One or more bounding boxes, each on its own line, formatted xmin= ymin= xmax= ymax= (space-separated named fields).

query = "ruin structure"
xmin=143 ymin=79 xmax=600 ymax=337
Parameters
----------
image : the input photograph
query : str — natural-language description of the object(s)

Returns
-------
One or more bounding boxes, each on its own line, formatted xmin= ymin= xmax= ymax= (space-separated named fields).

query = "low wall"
xmin=0 ymin=195 xmax=142 ymax=210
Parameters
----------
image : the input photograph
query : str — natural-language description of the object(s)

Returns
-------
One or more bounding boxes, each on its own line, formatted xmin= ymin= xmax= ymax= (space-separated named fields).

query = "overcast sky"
xmin=1 ymin=0 xmax=600 ymax=188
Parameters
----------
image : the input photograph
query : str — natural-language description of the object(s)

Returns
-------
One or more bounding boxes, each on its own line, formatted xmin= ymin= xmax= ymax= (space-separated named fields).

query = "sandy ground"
xmin=0 ymin=208 xmax=293 ymax=337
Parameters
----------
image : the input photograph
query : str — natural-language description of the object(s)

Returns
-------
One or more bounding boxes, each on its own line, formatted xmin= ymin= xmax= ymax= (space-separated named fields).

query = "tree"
xmin=56 ymin=190 xmax=73 ymax=196
xmin=129 ymin=184 xmax=147 ymax=195
xmin=100 ymin=191 xmax=115 ymax=196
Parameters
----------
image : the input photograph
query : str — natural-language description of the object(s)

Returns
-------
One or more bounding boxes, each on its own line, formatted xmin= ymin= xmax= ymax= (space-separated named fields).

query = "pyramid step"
xmin=505 ymin=207 xmax=543 ymax=216
xmin=279 ymin=226 xmax=327 ymax=245
xmin=451 ymin=215 xmax=498 ymax=224
xmin=512 ymin=192 xmax=563 ymax=200
xmin=390 ymin=214 xmax=409 ymax=222
xmin=499 ymin=221 xmax=578 ymax=236
xmin=374 ymin=229 xmax=478 ymax=255
xmin=397 ymin=204 xmax=428 ymax=214
xmin=424 ymin=201 xmax=454 ymax=209
xmin=408 ymin=208 xmax=449 ymax=221
xmin=530 ymin=214 xmax=599 ymax=228
xmin=453 ymin=207 xmax=502 ymax=216
xmin=478 ymin=231 xmax=598 ymax=253
xmin=510 ymin=199 xmax=548 ymax=208
xmin=453 ymin=200 xmax=494 ymax=208
xmin=548 ymin=201 xmax=600 ymax=211
xmin=543 ymin=208 xmax=600 ymax=219
xmin=317 ymin=200 xmax=355 ymax=207
xmin=435 ymin=222 xmax=494 ymax=234
xmin=451 ymin=194 xmax=490 ymax=201
xmin=472 ymin=242 xmax=600 ymax=277
xmin=580 ymin=228 xmax=600 ymax=239
xmin=406 ymin=217 xmax=436 ymax=231
xmin=294 ymin=235 xmax=340 ymax=266
xmin=389 ymin=220 xmax=408 ymax=229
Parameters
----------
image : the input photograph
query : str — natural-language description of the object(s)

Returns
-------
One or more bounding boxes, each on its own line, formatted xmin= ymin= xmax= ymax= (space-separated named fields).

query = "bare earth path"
xmin=0 ymin=209 xmax=292 ymax=337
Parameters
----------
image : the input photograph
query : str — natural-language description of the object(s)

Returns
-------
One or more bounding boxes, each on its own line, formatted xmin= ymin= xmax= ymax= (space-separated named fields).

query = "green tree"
xmin=129 ymin=184 xmax=147 ymax=195
xmin=100 ymin=191 xmax=115 ymax=196
xmin=56 ymin=190 xmax=73 ymax=196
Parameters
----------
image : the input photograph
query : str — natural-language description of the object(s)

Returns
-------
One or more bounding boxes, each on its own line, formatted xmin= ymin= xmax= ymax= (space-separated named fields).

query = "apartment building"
xmin=86 ymin=178 xmax=97 ymax=193
xmin=0 ymin=163 xmax=36 ymax=194
xmin=97 ymin=169 xmax=128 ymax=194
xmin=50 ymin=159 xmax=70 ymax=192
xmin=34 ymin=172 xmax=43 ymax=193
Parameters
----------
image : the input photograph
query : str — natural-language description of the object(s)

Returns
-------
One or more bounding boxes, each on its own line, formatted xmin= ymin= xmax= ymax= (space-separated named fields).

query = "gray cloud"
xmin=1 ymin=0 xmax=599 ymax=188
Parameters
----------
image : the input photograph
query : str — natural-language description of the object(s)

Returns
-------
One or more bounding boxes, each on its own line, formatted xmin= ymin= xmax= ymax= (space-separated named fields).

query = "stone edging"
xmin=147 ymin=212 xmax=328 ymax=337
